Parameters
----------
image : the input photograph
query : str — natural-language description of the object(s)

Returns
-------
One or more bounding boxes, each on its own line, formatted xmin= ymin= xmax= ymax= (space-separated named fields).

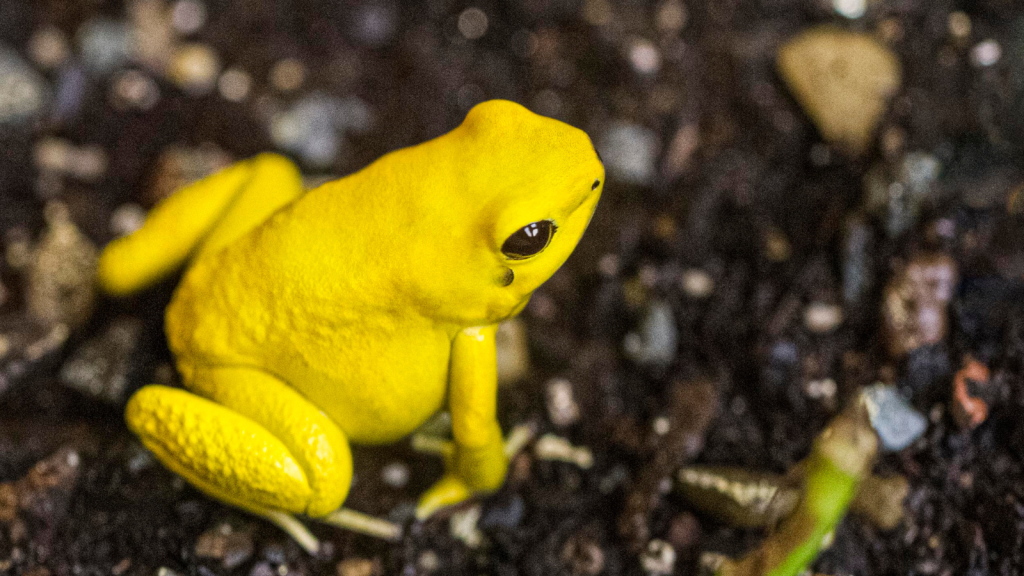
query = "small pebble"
xmin=0 ymin=44 xmax=50 ymax=125
xmin=864 ymin=151 xmax=941 ymax=238
xmin=655 ymin=1 xmax=687 ymax=32
xmin=777 ymin=26 xmax=901 ymax=154
xmin=842 ymin=216 xmax=874 ymax=308
xmin=60 ymin=316 xmax=142 ymax=403
xmin=416 ymin=550 xmax=439 ymax=574
xmin=560 ymin=533 xmax=605 ymax=576
xmin=665 ymin=513 xmax=700 ymax=550
xmin=680 ymin=268 xmax=714 ymax=298
xmin=335 ymin=558 xmax=380 ymax=576
xmin=110 ymin=558 xmax=131 ymax=576
xmin=269 ymin=58 xmax=306 ymax=92
xmin=168 ymin=44 xmax=220 ymax=95
xmin=804 ymin=302 xmax=844 ymax=333
xmin=833 ymin=0 xmax=867 ymax=19
xmin=948 ymin=12 xmax=971 ymax=40
xmin=28 ymin=26 xmax=69 ymax=69
xmin=249 ymin=563 xmax=275 ymax=576
xmin=380 ymin=461 xmax=409 ymax=488
xmin=882 ymin=253 xmax=957 ymax=358
xmin=271 ymin=93 xmax=372 ymax=167
xmin=171 ymin=0 xmax=207 ymax=34
xmin=805 ymin=378 xmax=838 ymax=401
xmin=661 ymin=123 xmax=700 ymax=179
xmin=77 ymin=18 xmax=131 ymax=74
xmin=628 ymin=38 xmax=661 ymax=75
xmin=147 ymin=145 xmax=233 ymax=205
xmin=598 ymin=122 xmax=660 ymax=185
xmin=218 ymin=68 xmax=252 ymax=102
xmin=639 ymin=540 xmax=676 ymax=575
xmin=449 ymin=504 xmax=484 ymax=548
xmin=623 ymin=300 xmax=678 ymax=367
xmin=598 ymin=254 xmax=620 ymax=277
xmin=951 ymin=357 xmax=991 ymax=429
xmin=457 ymin=7 xmax=489 ymax=40
xmin=70 ymin=145 xmax=108 ymax=181
xmin=34 ymin=137 xmax=73 ymax=173
xmin=545 ymin=378 xmax=580 ymax=427
xmin=862 ymin=382 xmax=928 ymax=451
xmin=350 ymin=3 xmax=398 ymax=46
xmin=194 ymin=524 xmax=254 ymax=570
xmin=532 ymin=88 xmax=562 ymax=117
xmin=110 ymin=203 xmax=147 ymax=236
xmin=51 ymin=65 xmax=87 ymax=122
xmin=970 ymin=39 xmax=1001 ymax=67
xmin=481 ymin=494 xmax=525 ymax=529
xmin=652 ymin=416 xmax=670 ymax=436
xmin=130 ymin=0 xmax=174 ymax=72
xmin=495 ymin=318 xmax=529 ymax=385
xmin=111 ymin=69 xmax=160 ymax=110
xmin=25 ymin=202 xmax=99 ymax=329
xmin=534 ymin=434 xmax=593 ymax=469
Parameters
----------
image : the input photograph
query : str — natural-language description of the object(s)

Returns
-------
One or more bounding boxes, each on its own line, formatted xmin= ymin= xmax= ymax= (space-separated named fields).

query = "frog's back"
xmin=165 ymin=157 xmax=455 ymax=443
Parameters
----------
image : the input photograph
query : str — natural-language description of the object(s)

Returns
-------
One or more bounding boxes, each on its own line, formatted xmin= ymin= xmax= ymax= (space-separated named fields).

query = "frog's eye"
xmin=501 ymin=220 xmax=556 ymax=260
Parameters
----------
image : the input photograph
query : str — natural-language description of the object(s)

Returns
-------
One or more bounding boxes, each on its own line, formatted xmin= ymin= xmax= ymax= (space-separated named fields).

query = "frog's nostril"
xmin=592 ymin=179 xmax=600 ymax=190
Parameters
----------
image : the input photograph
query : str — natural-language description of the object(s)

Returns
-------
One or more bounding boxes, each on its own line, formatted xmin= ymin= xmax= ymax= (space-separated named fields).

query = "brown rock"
xmin=25 ymin=202 xmax=98 ymax=329
xmin=146 ymin=145 xmax=232 ymax=206
xmin=560 ymin=533 xmax=605 ymax=576
xmin=336 ymin=557 xmax=382 ymax=576
xmin=777 ymin=26 xmax=901 ymax=155
xmin=194 ymin=524 xmax=254 ymax=570
xmin=883 ymin=253 xmax=958 ymax=358
xmin=0 ymin=446 xmax=82 ymax=526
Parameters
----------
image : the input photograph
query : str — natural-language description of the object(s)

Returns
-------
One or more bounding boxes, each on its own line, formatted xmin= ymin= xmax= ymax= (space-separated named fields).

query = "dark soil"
xmin=2 ymin=1 xmax=1024 ymax=575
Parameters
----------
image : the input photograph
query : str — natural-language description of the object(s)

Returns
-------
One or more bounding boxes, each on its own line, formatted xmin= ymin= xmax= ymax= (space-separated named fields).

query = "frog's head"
xmin=414 ymin=100 xmax=604 ymax=325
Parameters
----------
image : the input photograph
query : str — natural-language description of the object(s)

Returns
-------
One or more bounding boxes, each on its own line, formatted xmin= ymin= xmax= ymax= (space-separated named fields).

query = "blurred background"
xmin=1 ymin=0 xmax=1024 ymax=575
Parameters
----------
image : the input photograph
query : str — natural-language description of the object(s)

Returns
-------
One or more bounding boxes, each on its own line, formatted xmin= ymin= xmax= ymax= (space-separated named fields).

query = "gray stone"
xmin=60 ymin=316 xmax=143 ymax=403
xmin=598 ymin=122 xmax=659 ymax=185
xmin=77 ymin=18 xmax=131 ymax=74
xmin=624 ymin=300 xmax=678 ymax=367
xmin=0 ymin=44 xmax=50 ymax=124
xmin=270 ymin=93 xmax=372 ymax=167
xmin=864 ymin=151 xmax=942 ymax=238
xmin=862 ymin=383 xmax=927 ymax=451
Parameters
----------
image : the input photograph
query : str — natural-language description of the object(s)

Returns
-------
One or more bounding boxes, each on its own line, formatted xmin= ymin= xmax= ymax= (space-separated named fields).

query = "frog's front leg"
xmin=125 ymin=366 xmax=354 ymax=551
xmin=416 ymin=325 xmax=509 ymax=519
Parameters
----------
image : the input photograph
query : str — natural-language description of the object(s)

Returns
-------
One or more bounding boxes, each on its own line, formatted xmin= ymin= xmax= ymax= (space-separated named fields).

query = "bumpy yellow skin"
xmin=98 ymin=100 xmax=604 ymax=525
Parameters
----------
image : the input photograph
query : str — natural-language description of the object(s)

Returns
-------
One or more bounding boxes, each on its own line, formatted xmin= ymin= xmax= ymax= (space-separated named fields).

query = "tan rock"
xmin=777 ymin=26 xmax=901 ymax=154
xmin=882 ymin=253 xmax=957 ymax=357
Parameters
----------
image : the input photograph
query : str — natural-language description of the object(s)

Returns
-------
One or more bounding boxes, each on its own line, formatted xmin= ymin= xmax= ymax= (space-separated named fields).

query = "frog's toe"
xmin=415 ymin=474 xmax=473 ymax=520
xmin=413 ymin=425 xmax=535 ymax=520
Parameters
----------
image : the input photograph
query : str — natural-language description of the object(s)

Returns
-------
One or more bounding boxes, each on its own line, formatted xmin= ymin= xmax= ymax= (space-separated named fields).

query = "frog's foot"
xmin=413 ymin=424 xmax=534 ymax=520
xmin=125 ymin=369 xmax=354 ymax=552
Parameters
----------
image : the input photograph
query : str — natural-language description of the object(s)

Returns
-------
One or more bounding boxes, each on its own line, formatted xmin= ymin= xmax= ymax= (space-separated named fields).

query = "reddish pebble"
xmin=952 ymin=357 xmax=991 ymax=429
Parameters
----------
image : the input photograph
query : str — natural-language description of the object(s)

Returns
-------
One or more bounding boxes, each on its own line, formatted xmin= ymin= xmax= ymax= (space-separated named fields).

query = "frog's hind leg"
xmin=98 ymin=153 xmax=302 ymax=296
xmin=125 ymin=366 xmax=354 ymax=551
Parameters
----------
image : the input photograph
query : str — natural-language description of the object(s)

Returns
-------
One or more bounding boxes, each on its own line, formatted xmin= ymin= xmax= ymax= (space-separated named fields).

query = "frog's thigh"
xmin=126 ymin=369 xmax=351 ymax=518
xmin=193 ymin=153 xmax=304 ymax=261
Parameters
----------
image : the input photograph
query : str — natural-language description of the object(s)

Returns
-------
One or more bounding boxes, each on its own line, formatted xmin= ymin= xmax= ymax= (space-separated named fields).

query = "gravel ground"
xmin=2 ymin=1 xmax=1024 ymax=575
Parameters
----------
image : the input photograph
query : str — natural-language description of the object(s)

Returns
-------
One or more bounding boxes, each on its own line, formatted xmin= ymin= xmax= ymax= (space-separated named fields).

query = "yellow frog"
xmin=97 ymin=100 xmax=604 ymax=551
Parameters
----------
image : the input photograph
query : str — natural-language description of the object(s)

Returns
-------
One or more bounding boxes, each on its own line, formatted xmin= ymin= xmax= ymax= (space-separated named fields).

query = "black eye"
xmin=501 ymin=220 xmax=556 ymax=260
